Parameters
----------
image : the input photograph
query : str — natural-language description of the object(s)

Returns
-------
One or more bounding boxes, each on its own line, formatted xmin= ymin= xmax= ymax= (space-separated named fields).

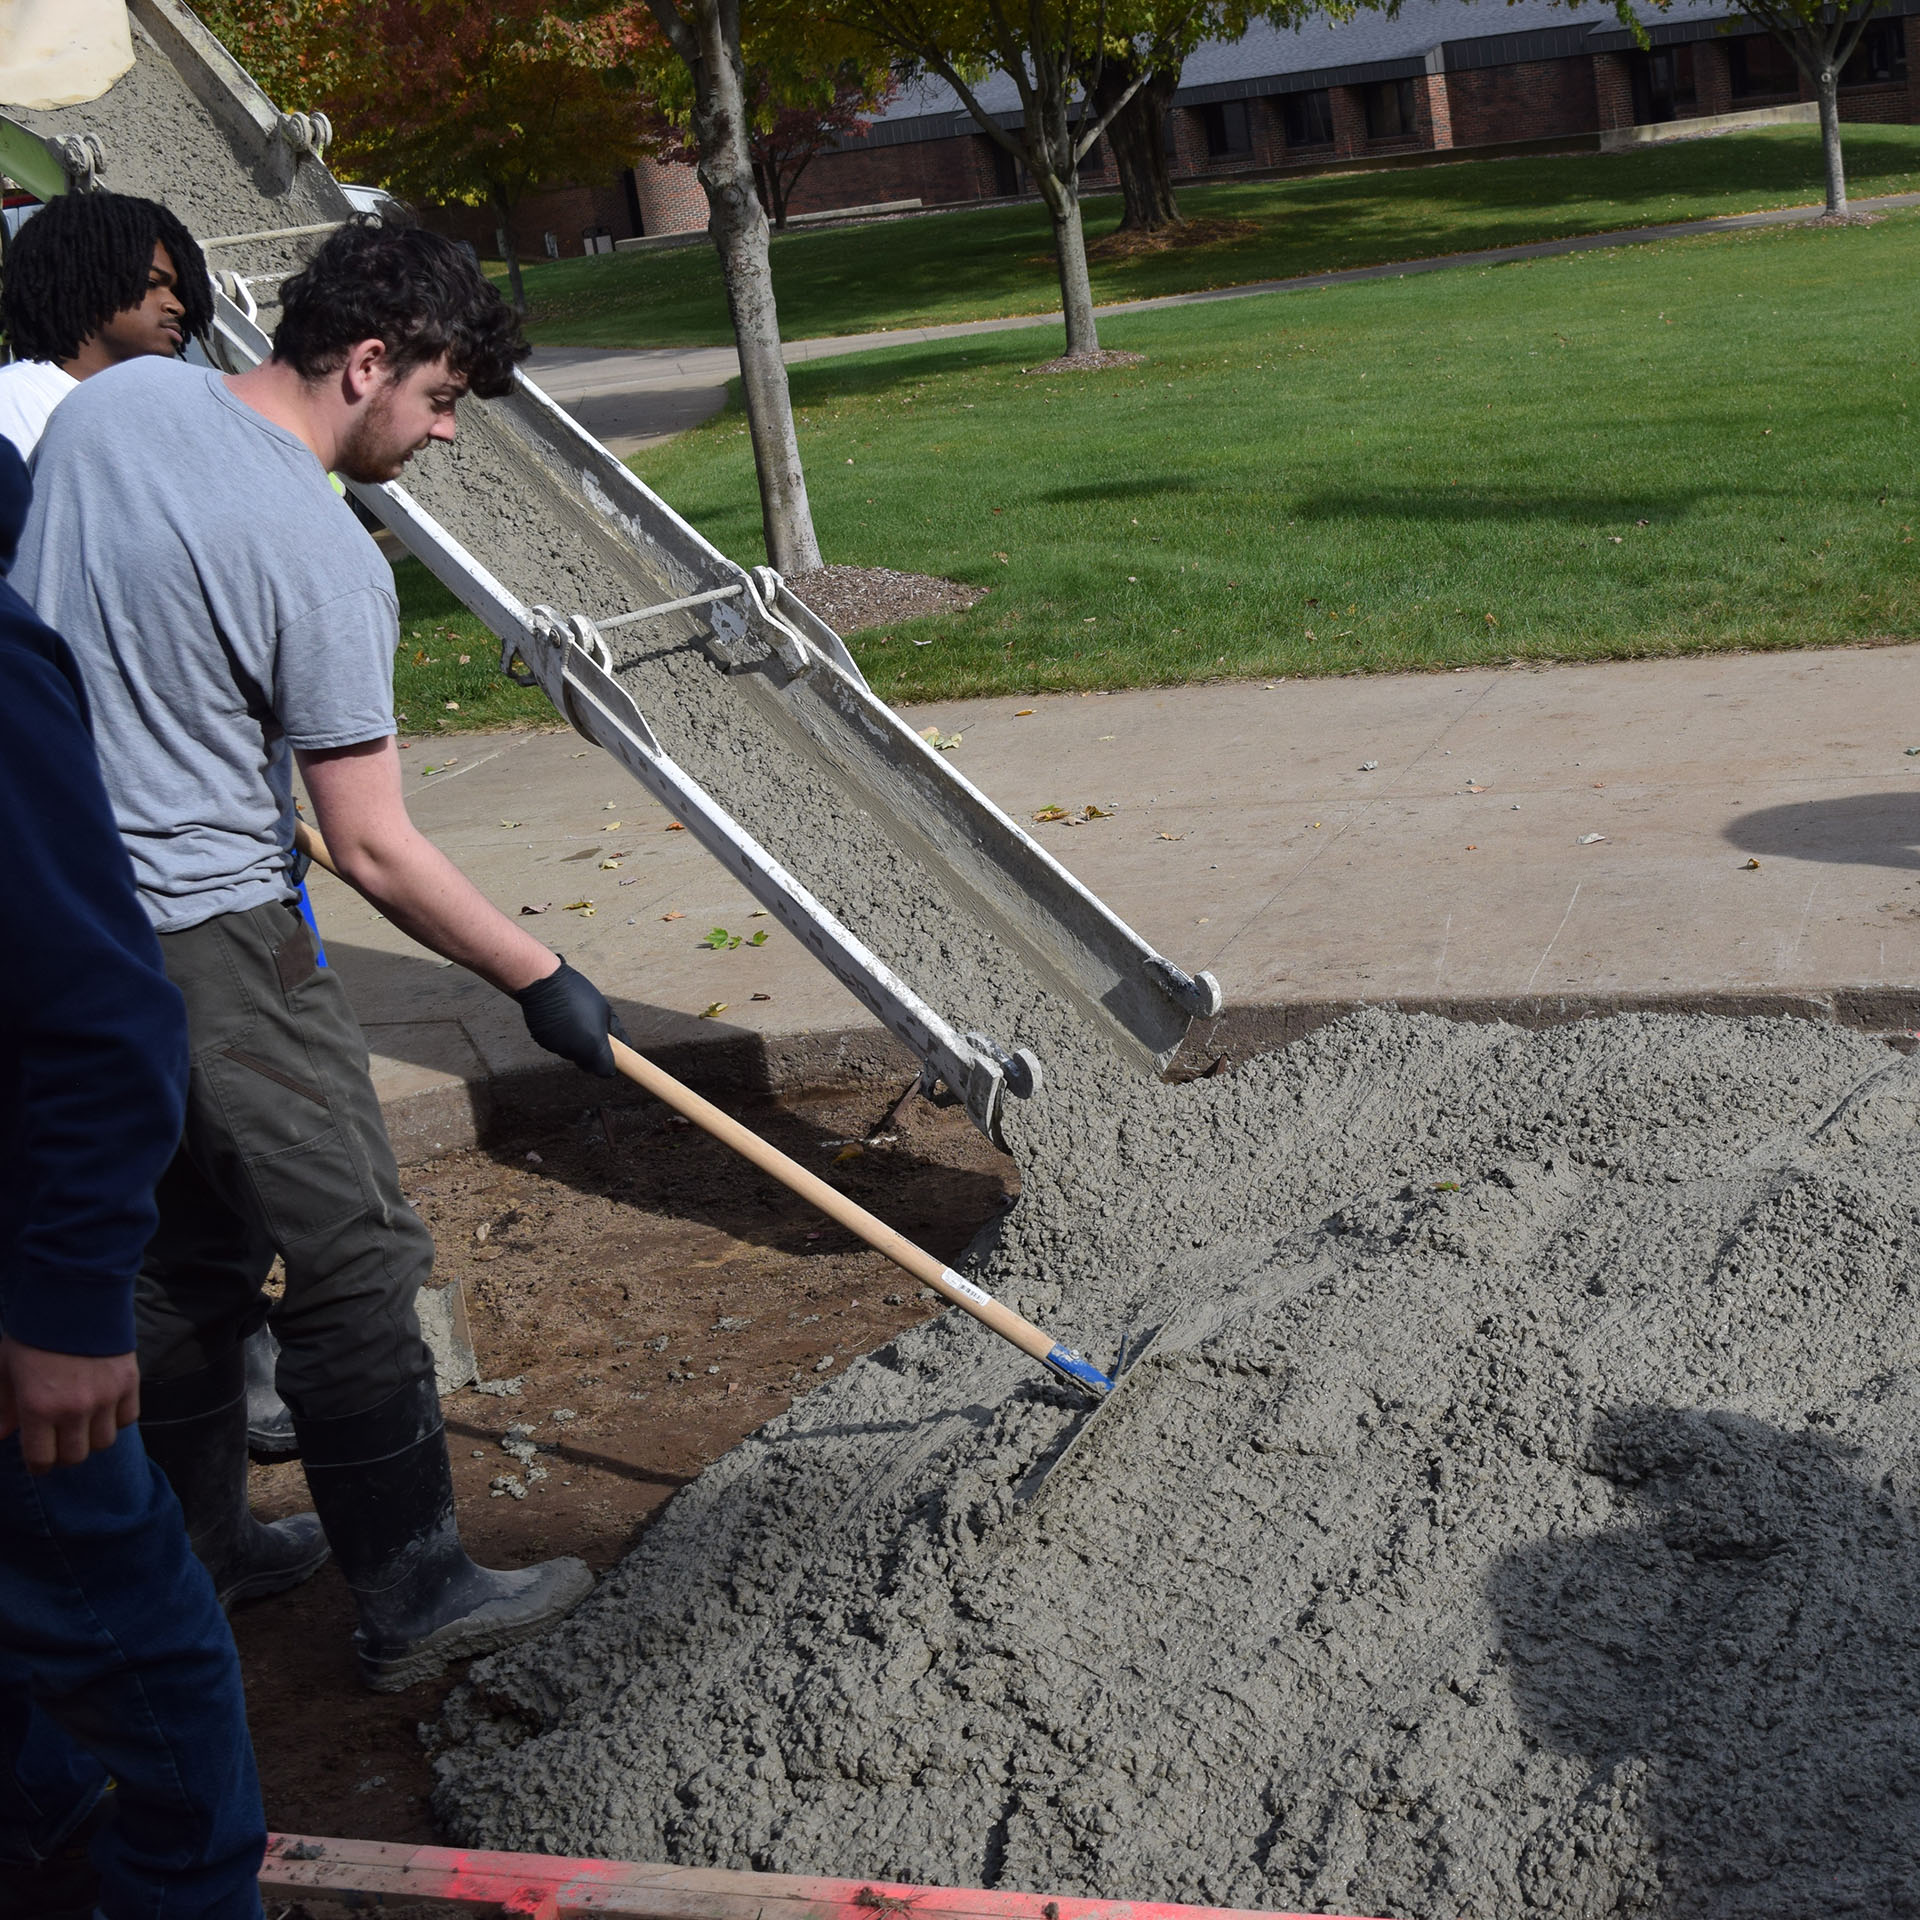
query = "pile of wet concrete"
xmin=429 ymin=1006 xmax=1920 ymax=1917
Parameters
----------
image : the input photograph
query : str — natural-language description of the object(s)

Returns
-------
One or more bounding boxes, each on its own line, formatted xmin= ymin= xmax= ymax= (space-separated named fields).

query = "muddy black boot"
xmin=139 ymin=1352 xmax=330 ymax=1610
xmin=295 ymin=1376 xmax=594 ymax=1693
xmin=243 ymin=1324 xmax=298 ymax=1462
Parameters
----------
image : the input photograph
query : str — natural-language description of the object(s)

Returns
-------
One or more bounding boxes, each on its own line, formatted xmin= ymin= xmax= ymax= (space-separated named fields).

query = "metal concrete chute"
xmin=26 ymin=0 xmax=1224 ymax=1145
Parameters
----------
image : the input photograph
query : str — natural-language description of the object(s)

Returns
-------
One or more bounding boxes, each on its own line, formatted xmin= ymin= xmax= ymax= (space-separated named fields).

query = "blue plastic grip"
xmin=1045 ymin=1344 xmax=1115 ymax=1397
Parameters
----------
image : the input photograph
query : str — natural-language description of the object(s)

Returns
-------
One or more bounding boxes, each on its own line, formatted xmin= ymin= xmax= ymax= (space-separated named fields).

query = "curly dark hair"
xmin=2 ymin=190 xmax=212 ymax=364
xmin=273 ymin=217 xmax=526 ymax=398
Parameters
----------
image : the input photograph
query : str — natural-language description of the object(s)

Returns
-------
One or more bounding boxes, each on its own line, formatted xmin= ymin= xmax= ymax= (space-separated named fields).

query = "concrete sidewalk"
xmin=318 ymin=645 xmax=1920 ymax=1157
xmin=523 ymin=192 xmax=1920 ymax=455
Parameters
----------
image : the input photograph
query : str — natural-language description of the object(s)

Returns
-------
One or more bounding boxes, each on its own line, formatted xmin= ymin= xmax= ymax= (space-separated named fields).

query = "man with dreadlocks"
xmin=0 ymin=190 xmax=211 ymax=456
xmin=14 ymin=218 xmax=612 ymax=1692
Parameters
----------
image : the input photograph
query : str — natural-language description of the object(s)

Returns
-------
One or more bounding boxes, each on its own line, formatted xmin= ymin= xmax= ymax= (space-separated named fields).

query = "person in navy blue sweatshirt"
xmin=0 ymin=432 xmax=266 ymax=1920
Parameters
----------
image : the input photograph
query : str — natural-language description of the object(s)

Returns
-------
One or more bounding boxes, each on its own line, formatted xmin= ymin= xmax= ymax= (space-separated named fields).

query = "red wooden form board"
xmin=259 ymin=1833 xmax=1389 ymax=1920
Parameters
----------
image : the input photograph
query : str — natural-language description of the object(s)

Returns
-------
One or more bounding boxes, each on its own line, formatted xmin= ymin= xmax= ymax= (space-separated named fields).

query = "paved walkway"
xmin=523 ymin=192 xmax=1920 ymax=454
xmin=318 ymin=646 xmax=1920 ymax=1158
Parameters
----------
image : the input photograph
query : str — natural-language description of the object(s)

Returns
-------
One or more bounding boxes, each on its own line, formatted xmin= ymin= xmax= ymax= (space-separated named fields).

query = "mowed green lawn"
xmin=506 ymin=126 xmax=1920 ymax=348
xmin=615 ymin=213 xmax=1920 ymax=704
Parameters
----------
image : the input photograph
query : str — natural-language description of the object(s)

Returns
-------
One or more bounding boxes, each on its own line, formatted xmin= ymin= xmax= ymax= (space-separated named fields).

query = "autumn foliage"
xmin=197 ymin=0 xmax=662 ymax=307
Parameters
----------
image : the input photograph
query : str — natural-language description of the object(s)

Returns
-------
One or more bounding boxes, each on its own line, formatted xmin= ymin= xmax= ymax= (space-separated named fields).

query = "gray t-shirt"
xmin=15 ymin=357 xmax=396 ymax=932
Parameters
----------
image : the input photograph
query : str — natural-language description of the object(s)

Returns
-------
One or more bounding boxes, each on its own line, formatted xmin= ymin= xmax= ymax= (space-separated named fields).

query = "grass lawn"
xmin=393 ymin=559 xmax=551 ymax=733
xmin=505 ymin=125 xmax=1920 ymax=349
xmin=617 ymin=212 xmax=1920 ymax=704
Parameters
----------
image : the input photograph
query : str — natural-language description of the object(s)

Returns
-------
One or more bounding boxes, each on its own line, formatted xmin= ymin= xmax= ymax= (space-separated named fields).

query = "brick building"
xmin=429 ymin=0 xmax=1920 ymax=256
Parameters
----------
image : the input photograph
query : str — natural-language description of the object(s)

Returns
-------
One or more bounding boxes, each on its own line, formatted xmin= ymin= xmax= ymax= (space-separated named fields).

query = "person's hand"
xmin=512 ymin=958 xmax=629 ymax=1078
xmin=0 ymin=1338 xmax=140 ymax=1473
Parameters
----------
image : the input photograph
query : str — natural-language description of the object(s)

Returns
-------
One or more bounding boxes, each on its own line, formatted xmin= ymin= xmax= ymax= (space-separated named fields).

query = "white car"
xmin=339 ymin=182 xmax=403 ymax=221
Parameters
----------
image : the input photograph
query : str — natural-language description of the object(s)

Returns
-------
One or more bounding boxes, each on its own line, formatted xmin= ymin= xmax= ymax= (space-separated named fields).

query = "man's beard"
xmin=335 ymin=388 xmax=425 ymax=485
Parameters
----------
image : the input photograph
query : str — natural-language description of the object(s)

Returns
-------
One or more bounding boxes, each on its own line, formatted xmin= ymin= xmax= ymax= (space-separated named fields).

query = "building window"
xmin=1843 ymin=18 xmax=1908 ymax=85
xmin=1364 ymin=77 xmax=1418 ymax=139
xmin=1728 ymin=34 xmax=1799 ymax=98
xmin=1628 ymin=44 xmax=1697 ymax=122
xmin=1199 ymin=100 xmax=1253 ymax=158
xmin=1281 ymin=89 xmax=1334 ymax=147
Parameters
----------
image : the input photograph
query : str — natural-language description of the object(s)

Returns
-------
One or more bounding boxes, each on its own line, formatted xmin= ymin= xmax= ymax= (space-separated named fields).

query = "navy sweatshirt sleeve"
xmin=0 ymin=592 xmax=189 ymax=1355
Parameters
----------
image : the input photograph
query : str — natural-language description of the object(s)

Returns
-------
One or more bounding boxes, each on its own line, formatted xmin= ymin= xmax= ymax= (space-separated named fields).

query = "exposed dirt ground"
xmin=238 ymin=1081 xmax=1016 ymax=1851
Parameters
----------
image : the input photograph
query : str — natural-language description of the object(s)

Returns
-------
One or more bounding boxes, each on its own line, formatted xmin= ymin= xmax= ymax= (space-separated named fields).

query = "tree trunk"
xmin=1098 ymin=65 xmax=1182 ymax=232
xmin=495 ymin=196 xmax=528 ymax=316
xmin=1815 ymin=61 xmax=1848 ymax=214
xmin=686 ymin=3 xmax=820 ymax=573
xmin=1039 ymin=170 xmax=1099 ymax=354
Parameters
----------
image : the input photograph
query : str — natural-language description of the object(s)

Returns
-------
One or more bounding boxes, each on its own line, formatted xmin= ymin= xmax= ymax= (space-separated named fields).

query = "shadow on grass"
xmin=1040 ymin=474 xmax=1204 ymax=504
xmin=1285 ymin=484 xmax=1724 ymax=525
xmin=1727 ymin=792 xmax=1920 ymax=871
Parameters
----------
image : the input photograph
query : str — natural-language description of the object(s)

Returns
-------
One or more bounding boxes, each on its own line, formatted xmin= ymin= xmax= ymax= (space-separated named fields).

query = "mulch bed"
xmin=1085 ymin=215 xmax=1259 ymax=261
xmin=1022 ymin=349 xmax=1147 ymax=374
xmin=787 ymin=564 xmax=986 ymax=633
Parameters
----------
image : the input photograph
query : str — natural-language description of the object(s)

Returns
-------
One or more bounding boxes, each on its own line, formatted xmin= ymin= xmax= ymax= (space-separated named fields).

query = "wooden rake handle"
xmin=293 ymin=818 xmax=1111 ymax=1398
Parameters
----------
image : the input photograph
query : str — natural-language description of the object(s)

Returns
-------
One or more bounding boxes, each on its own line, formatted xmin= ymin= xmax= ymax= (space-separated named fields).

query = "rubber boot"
xmin=138 ymin=1352 xmax=330 ymax=1611
xmin=295 ymin=1376 xmax=594 ymax=1693
xmin=243 ymin=1324 xmax=299 ymax=1463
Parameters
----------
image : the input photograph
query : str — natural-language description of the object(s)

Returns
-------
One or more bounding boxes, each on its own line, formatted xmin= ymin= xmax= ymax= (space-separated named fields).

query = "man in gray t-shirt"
xmin=16 ymin=222 xmax=612 ymax=1692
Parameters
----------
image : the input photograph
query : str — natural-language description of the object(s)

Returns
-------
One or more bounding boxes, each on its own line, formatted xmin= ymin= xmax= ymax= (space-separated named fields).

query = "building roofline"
xmin=835 ymin=0 xmax=1920 ymax=153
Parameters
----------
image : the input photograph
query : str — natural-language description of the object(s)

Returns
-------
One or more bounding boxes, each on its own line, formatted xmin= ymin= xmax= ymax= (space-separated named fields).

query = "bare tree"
xmin=643 ymin=0 xmax=822 ymax=571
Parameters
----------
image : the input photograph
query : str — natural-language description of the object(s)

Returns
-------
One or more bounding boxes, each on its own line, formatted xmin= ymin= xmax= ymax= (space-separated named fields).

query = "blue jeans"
xmin=0 ymin=1424 xmax=264 ymax=1919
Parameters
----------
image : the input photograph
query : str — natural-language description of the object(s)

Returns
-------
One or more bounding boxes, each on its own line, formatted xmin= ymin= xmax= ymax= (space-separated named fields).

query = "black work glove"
xmin=513 ymin=958 xmax=628 ymax=1078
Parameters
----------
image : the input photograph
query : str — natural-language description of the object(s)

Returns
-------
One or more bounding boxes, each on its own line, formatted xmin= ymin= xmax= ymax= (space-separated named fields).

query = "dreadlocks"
xmin=2 ymin=191 xmax=212 ymax=365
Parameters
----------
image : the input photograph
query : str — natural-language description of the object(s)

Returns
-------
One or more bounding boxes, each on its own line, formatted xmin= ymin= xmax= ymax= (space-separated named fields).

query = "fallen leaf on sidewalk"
xmin=519 ymin=903 xmax=550 ymax=915
xmin=563 ymin=899 xmax=596 ymax=915
xmin=1083 ymin=804 xmax=1112 ymax=820
xmin=1360 ymin=760 xmax=1379 ymax=772
xmin=751 ymin=992 xmax=772 ymax=1001
xmin=1015 ymin=708 xmax=1035 ymax=717
xmin=700 ymin=1002 xmax=728 ymax=1018
xmin=499 ymin=819 xmax=521 ymax=829
xmin=601 ymin=822 xmax=622 ymax=832
xmin=1035 ymin=804 xmax=1069 ymax=822
xmin=1577 ymin=833 xmax=1608 ymax=845
xmin=602 ymin=801 xmax=618 ymax=809
xmin=1158 ymin=831 xmax=1184 ymax=841
xmin=599 ymin=859 xmax=622 ymax=870
xmin=663 ymin=910 xmax=685 ymax=921
xmin=1742 ymin=858 xmax=1761 ymax=870
xmin=665 ymin=821 xmax=684 ymax=831
xmin=1466 ymin=783 xmax=1488 ymax=793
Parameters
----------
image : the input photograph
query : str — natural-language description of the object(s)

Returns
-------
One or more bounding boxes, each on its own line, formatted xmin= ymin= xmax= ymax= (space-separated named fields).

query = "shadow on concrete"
xmin=1727 ymin=793 xmax=1920 ymax=872
xmin=1488 ymin=1404 xmax=1920 ymax=1905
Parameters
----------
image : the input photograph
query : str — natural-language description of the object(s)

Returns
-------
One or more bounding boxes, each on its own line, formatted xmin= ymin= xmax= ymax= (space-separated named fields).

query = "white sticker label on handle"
xmin=939 ymin=1266 xmax=994 ymax=1307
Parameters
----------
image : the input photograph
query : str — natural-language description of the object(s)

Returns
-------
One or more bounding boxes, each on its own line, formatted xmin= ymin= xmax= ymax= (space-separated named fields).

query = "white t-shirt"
xmin=0 ymin=360 xmax=78 ymax=459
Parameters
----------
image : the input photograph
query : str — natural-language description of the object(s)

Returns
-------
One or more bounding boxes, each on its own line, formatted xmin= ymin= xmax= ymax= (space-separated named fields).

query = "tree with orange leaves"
xmin=200 ymin=0 xmax=659 ymax=314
